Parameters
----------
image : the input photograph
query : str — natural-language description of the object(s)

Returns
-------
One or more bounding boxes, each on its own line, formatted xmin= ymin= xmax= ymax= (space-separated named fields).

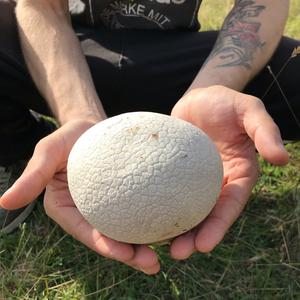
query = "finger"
xmin=44 ymin=193 xmax=160 ymax=274
xmin=242 ymin=99 xmax=289 ymax=165
xmin=195 ymin=177 xmax=255 ymax=253
xmin=45 ymin=198 xmax=135 ymax=263
xmin=170 ymin=231 xmax=196 ymax=260
xmin=128 ymin=245 xmax=160 ymax=275
xmin=0 ymin=121 xmax=93 ymax=210
xmin=0 ymin=133 xmax=62 ymax=210
xmin=138 ymin=263 xmax=161 ymax=275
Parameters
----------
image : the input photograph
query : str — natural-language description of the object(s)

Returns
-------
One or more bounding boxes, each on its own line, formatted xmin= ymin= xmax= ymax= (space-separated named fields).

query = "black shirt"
xmin=69 ymin=0 xmax=202 ymax=30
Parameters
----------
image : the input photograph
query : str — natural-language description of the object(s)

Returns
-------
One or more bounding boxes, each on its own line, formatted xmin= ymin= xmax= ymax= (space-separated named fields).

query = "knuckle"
xmin=34 ymin=132 xmax=57 ymax=156
xmin=34 ymin=137 xmax=48 ymax=153
xmin=185 ymin=89 xmax=197 ymax=100
xmin=250 ymin=96 xmax=265 ymax=109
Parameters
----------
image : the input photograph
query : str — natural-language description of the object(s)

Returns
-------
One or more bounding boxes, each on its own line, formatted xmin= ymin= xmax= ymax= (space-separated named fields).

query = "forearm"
xmin=189 ymin=0 xmax=289 ymax=91
xmin=16 ymin=0 xmax=106 ymax=124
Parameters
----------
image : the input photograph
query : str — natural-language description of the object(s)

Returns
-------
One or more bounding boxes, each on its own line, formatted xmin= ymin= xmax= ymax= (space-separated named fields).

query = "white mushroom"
xmin=67 ymin=112 xmax=223 ymax=244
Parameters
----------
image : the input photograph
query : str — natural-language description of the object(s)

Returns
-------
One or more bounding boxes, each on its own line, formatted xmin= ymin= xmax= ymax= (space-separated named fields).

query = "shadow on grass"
xmin=1 ymin=147 xmax=299 ymax=299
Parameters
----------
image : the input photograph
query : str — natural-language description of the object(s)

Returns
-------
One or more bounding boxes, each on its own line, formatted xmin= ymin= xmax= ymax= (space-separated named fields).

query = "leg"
xmin=80 ymin=28 xmax=299 ymax=140
xmin=121 ymin=30 xmax=299 ymax=141
xmin=77 ymin=28 xmax=216 ymax=116
xmin=0 ymin=0 xmax=53 ymax=165
xmin=0 ymin=0 xmax=55 ymax=233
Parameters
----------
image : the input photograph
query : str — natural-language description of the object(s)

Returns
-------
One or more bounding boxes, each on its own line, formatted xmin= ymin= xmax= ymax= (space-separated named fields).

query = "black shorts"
xmin=0 ymin=0 xmax=299 ymax=164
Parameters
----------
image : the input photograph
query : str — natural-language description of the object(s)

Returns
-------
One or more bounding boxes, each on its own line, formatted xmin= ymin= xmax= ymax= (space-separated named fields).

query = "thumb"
xmin=0 ymin=133 xmax=63 ymax=210
xmin=0 ymin=120 xmax=97 ymax=210
xmin=243 ymin=99 xmax=289 ymax=166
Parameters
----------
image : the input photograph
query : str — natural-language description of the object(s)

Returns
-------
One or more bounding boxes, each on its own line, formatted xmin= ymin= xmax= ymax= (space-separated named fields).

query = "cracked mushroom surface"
xmin=67 ymin=112 xmax=223 ymax=244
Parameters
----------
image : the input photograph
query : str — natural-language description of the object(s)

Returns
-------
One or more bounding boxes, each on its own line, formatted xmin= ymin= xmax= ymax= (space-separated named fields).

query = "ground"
xmin=1 ymin=0 xmax=299 ymax=299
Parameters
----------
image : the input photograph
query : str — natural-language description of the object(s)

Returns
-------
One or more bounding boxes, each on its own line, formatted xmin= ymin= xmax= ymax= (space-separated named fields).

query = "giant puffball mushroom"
xmin=67 ymin=112 xmax=223 ymax=244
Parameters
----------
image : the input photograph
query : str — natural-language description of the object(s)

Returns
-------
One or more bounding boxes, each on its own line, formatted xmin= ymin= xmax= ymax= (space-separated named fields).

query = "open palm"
xmin=170 ymin=86 xmax=289 ymax=259
xmin=0 ymin=87 xmax=289 ymax=273
xmin=0 ymin=120 xmax=159 ymax=274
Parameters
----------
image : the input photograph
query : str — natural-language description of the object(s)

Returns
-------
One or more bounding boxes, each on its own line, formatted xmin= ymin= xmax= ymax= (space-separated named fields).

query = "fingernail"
xmin=131 ymin=265 xmax=142 ymax=272
xmin=141 ymin=264 xmax=160 ymax=275
xmin=1 ymin=186 xmax=12 ymax=199
xmin=132 ymin=264 xmax=148 ymax=274
xmin=278 ymin=143 xmax=286 ymax=151
xmin=139 ymin=267 xmax=151 ymax=275
xmin=278 ymin=143 xmax=289 ymax=156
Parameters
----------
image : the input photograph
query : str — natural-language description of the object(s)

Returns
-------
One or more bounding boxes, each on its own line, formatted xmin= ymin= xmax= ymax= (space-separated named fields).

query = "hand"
xmin=169 ymin=85 xmax=289 ymax=259
xmin=0 ymin=119 xmax=160 ymax=275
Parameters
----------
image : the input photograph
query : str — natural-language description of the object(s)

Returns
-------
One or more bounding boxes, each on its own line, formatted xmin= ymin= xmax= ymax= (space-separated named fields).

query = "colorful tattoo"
xmin=207 ymin=0 xmax=266 ymax=69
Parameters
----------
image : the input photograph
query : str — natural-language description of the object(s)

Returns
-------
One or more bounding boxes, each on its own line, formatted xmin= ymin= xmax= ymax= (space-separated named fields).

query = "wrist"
xmin=58 ymin=111 xmax=107 ymax=125
xmin=189 ymin=66 xmax=251 ymax=92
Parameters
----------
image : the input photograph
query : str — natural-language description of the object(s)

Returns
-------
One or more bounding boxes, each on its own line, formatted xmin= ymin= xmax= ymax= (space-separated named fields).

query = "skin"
xmin=170 ymin=86 xmax=289 ymax=258
xmin=204 ymin=0 xmax=267 ymax=69
xmin=190 ymin=0 xmax=289 ymax=90
xmin=0 ymin=0 xmax=290 ymax=274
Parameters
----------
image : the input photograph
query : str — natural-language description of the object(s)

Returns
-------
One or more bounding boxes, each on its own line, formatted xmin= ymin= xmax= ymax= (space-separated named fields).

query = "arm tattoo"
xmin=207 ymin=0 xmax=266 ymax=69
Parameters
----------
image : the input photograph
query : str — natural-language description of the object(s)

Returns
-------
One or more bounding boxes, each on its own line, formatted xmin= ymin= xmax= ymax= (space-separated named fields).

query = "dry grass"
xmin=0 ymin=1 xmax=299 ymax=299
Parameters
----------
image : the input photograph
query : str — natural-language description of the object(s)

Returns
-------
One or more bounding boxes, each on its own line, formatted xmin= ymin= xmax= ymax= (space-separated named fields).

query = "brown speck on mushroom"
xmin=151 ymin=133 xmax=159 ymax=140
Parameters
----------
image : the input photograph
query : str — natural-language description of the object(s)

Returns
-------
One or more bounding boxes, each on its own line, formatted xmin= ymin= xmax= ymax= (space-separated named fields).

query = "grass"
xmin=1 ymin=1 xmax=300 ymax=299
xmin=199 ymin=0 xmax=300 ymax=39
